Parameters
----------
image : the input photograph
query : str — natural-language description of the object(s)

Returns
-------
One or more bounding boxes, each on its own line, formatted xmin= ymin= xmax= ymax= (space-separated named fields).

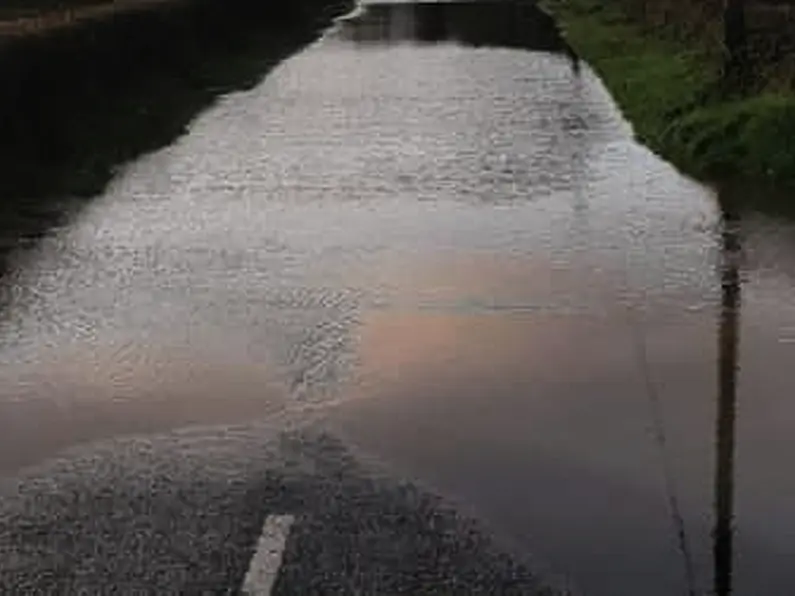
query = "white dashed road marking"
xmin=241 ymin=514 xmax=295 ymax=595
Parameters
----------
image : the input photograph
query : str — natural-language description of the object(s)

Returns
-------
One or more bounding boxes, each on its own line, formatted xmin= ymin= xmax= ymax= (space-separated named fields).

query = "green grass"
xmin=666 ymin=94 xmax=795 ymax=181
xmin=540 ymin=0 xmax=795 ymax=196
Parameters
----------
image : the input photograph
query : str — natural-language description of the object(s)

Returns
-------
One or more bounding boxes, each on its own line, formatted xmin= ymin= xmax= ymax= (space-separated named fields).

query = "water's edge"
xmin=0 ymin=0 xmax=353 ymax=277
xmin=539 ymin=0 xmax=795 ymax=213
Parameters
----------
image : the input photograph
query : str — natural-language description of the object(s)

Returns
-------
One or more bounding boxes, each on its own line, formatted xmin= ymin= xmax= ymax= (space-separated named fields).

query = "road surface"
xmin=0 ymin=426 xmax=567 ymax=594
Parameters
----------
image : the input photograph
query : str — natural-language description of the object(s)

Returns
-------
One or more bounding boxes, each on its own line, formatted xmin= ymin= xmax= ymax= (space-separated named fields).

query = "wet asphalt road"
xmin=0 ymin=426 xmax=568 ymax=594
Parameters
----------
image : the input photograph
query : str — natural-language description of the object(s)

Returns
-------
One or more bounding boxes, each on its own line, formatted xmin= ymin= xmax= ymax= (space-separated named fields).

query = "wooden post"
xmin=723 ymin=0 xmax=747 ymax=89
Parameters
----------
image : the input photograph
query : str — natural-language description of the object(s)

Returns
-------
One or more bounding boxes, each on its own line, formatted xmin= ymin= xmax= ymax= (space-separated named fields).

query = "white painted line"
xmin=241 ymin=514 xmax=296 ymax=595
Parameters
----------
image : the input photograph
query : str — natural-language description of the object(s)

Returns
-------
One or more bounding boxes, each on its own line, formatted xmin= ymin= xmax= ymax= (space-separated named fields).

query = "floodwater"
xmin=1 ymin=1 xmax=794 ymax=594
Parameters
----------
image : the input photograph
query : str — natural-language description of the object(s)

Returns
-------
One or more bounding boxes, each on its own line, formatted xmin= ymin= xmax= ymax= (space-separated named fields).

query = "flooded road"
xmin=1 ymin=1 xmax=794 ymax=594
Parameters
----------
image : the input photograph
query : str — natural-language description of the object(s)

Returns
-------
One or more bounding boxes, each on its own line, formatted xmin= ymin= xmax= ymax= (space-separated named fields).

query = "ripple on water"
xmin=1 ymin=4 xmax=795 ymax=595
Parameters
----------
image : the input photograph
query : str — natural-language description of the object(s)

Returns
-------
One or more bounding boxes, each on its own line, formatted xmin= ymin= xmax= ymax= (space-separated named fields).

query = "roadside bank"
xmin=540 ymin=0 xmax=795 ymax=202
xmin=0 ymin=0 xmax=351 ymax=205
xmin=0 ymin=0 xmax=352 ymax=276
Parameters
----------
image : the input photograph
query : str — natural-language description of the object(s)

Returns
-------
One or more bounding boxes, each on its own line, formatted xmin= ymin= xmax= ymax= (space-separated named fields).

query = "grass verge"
xmin=540 ymin=0 xmax=795 ymax=195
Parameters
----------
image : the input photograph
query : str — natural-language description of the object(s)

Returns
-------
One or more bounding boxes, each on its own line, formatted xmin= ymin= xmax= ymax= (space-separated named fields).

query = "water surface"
xmin=1 ymin=2 xmax=794 ymax=595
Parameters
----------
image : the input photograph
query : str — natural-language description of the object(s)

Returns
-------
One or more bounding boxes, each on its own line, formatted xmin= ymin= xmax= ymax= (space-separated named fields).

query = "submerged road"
xmin=2 ymin=1 xmax=795 ymax=595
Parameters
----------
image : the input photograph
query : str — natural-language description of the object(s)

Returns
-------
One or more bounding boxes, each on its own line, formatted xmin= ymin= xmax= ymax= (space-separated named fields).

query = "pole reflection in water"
xmin=335 ymin=0 xmax=579 ymax=66
xmin=714 ymin=202 xmax=742 ymax=596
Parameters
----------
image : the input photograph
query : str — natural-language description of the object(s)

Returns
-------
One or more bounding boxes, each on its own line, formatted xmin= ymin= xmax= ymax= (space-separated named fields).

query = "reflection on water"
xmin=336 ymin=0 xmax=578 ymax=61
xmin=332 ymin=254 xmax=718 ymax=596
xmin=0 ymin=1 xmax=794 ymax=595
xmin=0 ymin=337 xmax=290 ymax=472
xmin=714 ymin=202 xmax=742 ymax=596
